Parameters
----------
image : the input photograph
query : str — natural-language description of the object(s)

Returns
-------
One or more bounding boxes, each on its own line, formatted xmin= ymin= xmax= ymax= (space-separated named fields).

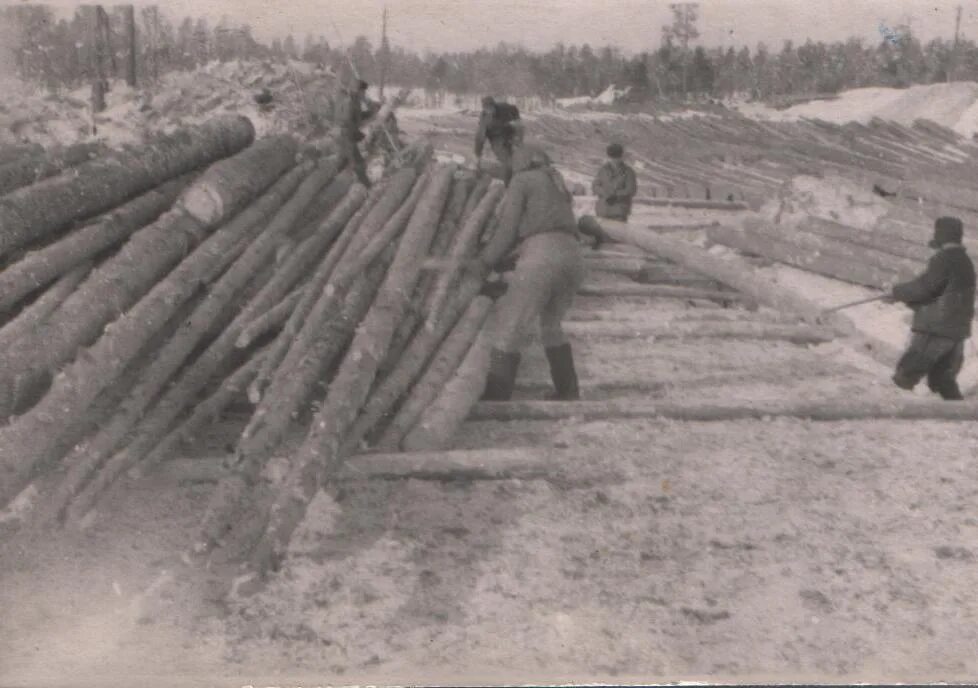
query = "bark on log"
xmin=236 ymin=286 xmax=305 ymax=350
xmin=371 ymin=296 xmax=493 ymax=451
xmin=0 ymin=263 xmax=90 ymax=354
xmin=468 ymin=398 xmax=978 ymax=423
xmin=425 ymin=183 xmax=504 ymax=331
xmin=633 ymin=197 xmax=749 ymax=211
xmin=132 ymin=347 xmax=268 ymax=476
xmin=0 ymin=175 xmax=189 ymax=314
xmin=250 ymin=164 xmax=456 ymax=576
xmin=0 ymin=138 xmax=298 ymax=509
xmin=0 ymin=142 xmax=104 ymax=196
xmin=2 ymin=136 xmax=298 ymax=411
xmin=0 ymin=116 xmax=255 ymax=259
xmin=81 ymin=184 xmax=370 ymax=498
xmin=799 ymin=217 xmax=931 ymax=263
xmin=246 ymin=169 xmax=421 ymax=403
xmin=563 ymin=320 xmax=834 ymax=344
xmin=0 ymin=142 xmax=43 ymax=166
xmin=197 ymin=250 xmax=395 ymax=552
xmin=401 ymin=331 xmax=492 ymax=452
xmin=40 ymin=161 xmax=334 ymax=526
xmin=577 ymin=282 xmax=756 ymax=306
xmin=708 ymin=225 xmax=903 ymax=289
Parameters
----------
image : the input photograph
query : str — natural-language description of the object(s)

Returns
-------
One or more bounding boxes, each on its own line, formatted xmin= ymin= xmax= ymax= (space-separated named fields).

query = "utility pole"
xmin=379 ymin=6 xmax=389 ymax=99
xmin=948 ymin=5 xmax=962 ymax=83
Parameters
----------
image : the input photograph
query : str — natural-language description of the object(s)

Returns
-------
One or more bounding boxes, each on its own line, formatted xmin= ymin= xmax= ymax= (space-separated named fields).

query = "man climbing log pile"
xmin=335 ymin=78 xmax=380 ymax=186
xmin=474 ymin=95 xmax=524 ymax=185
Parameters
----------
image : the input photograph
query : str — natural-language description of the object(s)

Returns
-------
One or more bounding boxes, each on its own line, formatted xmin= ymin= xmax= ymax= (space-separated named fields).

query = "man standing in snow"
xmin=885 ymin=216 xmax=976 ymax=400
xmin=474 ymin=96 xmax=524 ymax=185
xmin=592 ymin=143 xmax=638 ymax=222
xmin=474 ymin=143 xmax=584 ymax=402
xmin=335 ymin=79 xmax=378 ymax=187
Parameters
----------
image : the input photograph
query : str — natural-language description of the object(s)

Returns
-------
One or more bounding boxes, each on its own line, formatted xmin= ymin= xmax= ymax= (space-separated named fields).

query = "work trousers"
xmin=893 ymin=332 xmax=966 ymax=400
xmin=490 ymin=231 xmax=584 ymax=353
xmin=338 ymin=133 xmax=370 ymax=186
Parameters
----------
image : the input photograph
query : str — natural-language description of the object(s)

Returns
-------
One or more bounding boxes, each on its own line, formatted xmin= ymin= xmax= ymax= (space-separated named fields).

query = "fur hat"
xmin=930 ymin=216 xmax=964 ymax=249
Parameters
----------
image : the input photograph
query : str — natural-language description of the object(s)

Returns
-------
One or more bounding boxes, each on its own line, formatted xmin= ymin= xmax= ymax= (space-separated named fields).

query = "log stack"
xmin=0 ymin=116 xmax=515 ymax=585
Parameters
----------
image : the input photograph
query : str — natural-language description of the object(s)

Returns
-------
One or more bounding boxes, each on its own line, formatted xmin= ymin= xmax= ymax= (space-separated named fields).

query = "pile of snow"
xmin=738 ymin=81 xmax=978 ymax=138
xmin=0 ymin=59 xmax=343 ymax=149
xmin=556 ymin=85 xmax=630 ymax=109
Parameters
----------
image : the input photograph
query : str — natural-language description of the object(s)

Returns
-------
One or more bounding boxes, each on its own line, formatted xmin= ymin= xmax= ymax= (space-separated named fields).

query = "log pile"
xmin=1 ymin=117 xmax=515 ymax=583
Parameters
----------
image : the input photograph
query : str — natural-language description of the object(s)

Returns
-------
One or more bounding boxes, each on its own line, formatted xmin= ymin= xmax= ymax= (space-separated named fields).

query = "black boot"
xmin=545 ymin=343 xmax=580 ymax=401
xmin=482 ymin=348 xmax=521 ymax=401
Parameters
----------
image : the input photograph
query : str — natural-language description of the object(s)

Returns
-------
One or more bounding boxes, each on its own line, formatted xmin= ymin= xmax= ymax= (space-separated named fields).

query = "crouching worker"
xmin=885 ymin=216 xmax=976 ymax=400
xmin=475 ymin=144 xmax=584 ymax=401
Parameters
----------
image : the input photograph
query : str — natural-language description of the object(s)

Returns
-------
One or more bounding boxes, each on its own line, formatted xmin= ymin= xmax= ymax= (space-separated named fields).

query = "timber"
xmin=0 ymin=142 xmax=104 ymax=196
xmin=371 ymin=296 xmax=493 ymax=451
xmin=250 ymin=164 xmax=457 ymax=576
xmin=0 ymin=263 xmax=90 ymax=353
xmin=0 ymin=116 xmax=255 ymax=259
xmin=0 ymin=176 xmax=189 ymax=314
xmin=236 ymin=286 xmax=305 ymax=350
xmin=401 ymin=331 xmax=492 ymax=452
xmin=577 ymin=282 xmax=756 ymax=306
xmin=563 ymin=320 xmax=834 ymax=344
xmin=0 ymin=138 xmax=298 ymax=509
xmin=41 ymin=161 xmax=333 ymax=526
xmin=468 ymin=398 xmax=978 ymax=423
xmin=633 ymin=196 xmax=749 ymax=211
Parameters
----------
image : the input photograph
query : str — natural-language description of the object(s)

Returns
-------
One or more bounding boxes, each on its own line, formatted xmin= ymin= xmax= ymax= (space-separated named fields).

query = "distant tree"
xmin=662 ymin=2 xmax=700 ymax=98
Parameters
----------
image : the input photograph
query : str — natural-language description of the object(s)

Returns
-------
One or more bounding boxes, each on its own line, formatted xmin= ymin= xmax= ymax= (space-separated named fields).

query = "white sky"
xmin=7 ymin=0 xmax=978 ymax=54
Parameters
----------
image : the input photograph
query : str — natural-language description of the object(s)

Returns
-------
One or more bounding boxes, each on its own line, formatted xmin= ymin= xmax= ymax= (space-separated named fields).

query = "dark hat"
xmin=606 ymin=143 xmax=624 ymax=158
xmin=930 ymin=216 xmax=964 ymax=249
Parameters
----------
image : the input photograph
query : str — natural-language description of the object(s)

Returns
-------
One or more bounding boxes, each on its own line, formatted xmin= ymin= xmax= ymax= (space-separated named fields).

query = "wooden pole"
xmin=125 ymin=5 xmax=137 ymax=88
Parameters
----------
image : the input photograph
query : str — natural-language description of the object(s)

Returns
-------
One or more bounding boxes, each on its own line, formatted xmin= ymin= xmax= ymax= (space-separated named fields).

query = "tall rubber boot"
xmin=545 ymin=343 xmax=580 ymax=401
xmin=481 ymin=348 xmax=521 ymax=401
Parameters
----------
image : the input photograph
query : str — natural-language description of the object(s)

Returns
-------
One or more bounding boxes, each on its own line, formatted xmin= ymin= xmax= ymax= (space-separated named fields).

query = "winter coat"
xmin=475 ymin=102 xmax=521 ymax=157
xmin=592 ymin=161 xmax=637 ymax=221
xmin=335 ymin=91 xmax=377 ymax=137
xmin=892 ymin=244 xmax=976 ymax=340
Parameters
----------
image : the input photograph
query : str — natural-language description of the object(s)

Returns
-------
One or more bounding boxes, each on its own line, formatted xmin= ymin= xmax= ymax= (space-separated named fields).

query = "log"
xmin=0 ymin=263 xmax=90 ymax=353
xmin=155 ymin=448 xmax=551 ymax=485
xmin=468 ymin=398 xmax=978 ymax=423
xmin=799 ymin=217 xmax=931 ymax=263
xmin=371 ymin=296 xmax=493 ymax=451
xmin=0 ymin=141 xmax=103 ymax=196
xmin=246 ymin=169 xmax=421 ymax=403
xmin=195 ymin=249 xmax=396 ymax=553
xmin=131 ymin=347 xmax=268 ymax=476
xmin=41 ymin=161 xmax=335 ymax=526
xmin=2 ymin=136 xmax=298 ymax=413
xmin=78 ymin=184 xmax=370 ymax=498
xmin=707 ymin=224 xmax=903 ymax=289
xmin=289 ymin=171 xmax=355 ymax=243
xmin=425 ymin=183 xmax=504 ymax=330
xmin=633 ymin=196 xmax=749 ymax=211
xmin=0 ymin=142 xmax=43 ymax=166
xmin=577 ymin=282 xmax=756 ymax=306
xmin=0 ymin=175 xmax=189 ymax=314
xmin=0 ymin=115 xmax=255 ymax=259
xmin=250 ymin=163 xmax=457 ymax=575
xmin=590 ymin=216 xmax=845 ymax=325
xmin=563 ymin=320 xmax=834 ymax=344
xmin=0 ymin=138 xmax=299 ymax=509
xmin=236 ymin=286 xmax=305 ymax=350
xmin=401 ymin=331 xmax=492 ymax=452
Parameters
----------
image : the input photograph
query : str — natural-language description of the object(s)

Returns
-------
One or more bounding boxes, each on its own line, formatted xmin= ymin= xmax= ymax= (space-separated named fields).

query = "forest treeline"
xmin=3 ymin=4 xmax=975 ymax=103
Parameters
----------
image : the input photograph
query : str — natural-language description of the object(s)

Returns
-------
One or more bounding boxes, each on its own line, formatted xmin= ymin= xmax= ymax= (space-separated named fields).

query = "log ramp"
xmin=6 ymin=108 xmax=978 ymax=597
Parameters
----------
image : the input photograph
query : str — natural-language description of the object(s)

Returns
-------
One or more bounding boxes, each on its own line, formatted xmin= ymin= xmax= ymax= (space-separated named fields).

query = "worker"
xmin=576 ymin=143 xmax=638 ymax=249
xmin=475 ymin=143 xmax=584 ymax=402
xmin=592 ymin=143 xmax=638 ymax=221
xmin=885 ymin=216 xmax=976 ymax=401
xmin=474 ymin=95 xmax=524 ymax=185
xmin=335 ymin=79 xmax=378 ymax=187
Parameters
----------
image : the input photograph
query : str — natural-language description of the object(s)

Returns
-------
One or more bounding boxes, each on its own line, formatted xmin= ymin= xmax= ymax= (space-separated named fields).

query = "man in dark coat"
xmin=886 ymin=216 xmax=976 ymax=400
xmin=474 ymin=96 xmax=524 ymax=185
xmin=592 ymin=143 xmax=638 ymax=221
xmin=335 ymin=79 xmax=378 ymax=187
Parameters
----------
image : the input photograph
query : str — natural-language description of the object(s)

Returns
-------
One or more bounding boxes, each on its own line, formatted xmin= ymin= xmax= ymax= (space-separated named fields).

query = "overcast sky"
xmin=12 ymin=0 xmax=978 ymax=54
